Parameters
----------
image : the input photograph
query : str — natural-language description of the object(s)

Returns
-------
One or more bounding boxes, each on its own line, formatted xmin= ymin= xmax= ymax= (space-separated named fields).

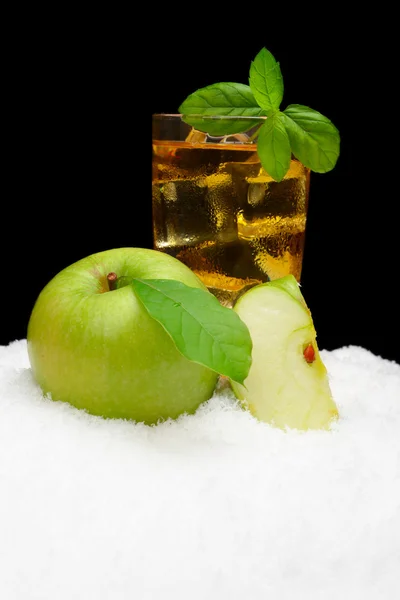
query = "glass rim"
xmin=152 ymin=113 xmax=267 ymax=121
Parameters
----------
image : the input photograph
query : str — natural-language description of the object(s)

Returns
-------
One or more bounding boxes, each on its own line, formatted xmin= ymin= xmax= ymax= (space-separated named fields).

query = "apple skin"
xmin=27 ymin=247 xmax=219 ymax=424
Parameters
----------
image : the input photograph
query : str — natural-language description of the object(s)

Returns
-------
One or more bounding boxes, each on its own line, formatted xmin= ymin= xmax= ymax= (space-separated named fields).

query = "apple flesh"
xmin=27 ymin=247 xmax=219 ymax=424
xmin=231 ymin=275 xmax=339 ymax=430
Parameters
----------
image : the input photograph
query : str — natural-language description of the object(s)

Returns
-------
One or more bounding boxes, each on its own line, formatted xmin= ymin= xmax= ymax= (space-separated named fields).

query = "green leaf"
xmin=178 ymin=82 xmax=265 ymax=136
xmin=282 ymin=104 xmax=340 ymax=173
xmin=178 ymin=82 xmax=261 ymax=115
xmin=249 ymin=47 xmax=284 ymax=114
xmin=257 ymin=112 xmax=291 ymax=182
xmin=176 ymin=47 xmax=340 ymax=177
xmin=131 ymin=279 xmax=253 ymax=385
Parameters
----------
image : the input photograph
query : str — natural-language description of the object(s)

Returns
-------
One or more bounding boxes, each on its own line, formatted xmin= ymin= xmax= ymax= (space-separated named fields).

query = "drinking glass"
xmin=152 ymin=114 xmax=310 ymax=307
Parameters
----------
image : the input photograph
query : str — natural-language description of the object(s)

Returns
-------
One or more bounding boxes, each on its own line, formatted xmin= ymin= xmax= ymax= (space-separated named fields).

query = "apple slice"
xmin=231 ymin=275 xmax=339 ymax=430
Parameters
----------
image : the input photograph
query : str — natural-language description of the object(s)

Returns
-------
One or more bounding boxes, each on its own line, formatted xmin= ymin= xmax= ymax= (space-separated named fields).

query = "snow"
xmin=0 ymin=340 xmax=399 ymax=600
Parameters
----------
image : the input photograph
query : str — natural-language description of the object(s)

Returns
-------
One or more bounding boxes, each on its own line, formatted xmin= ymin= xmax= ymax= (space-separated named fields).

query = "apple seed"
xmin=303 ymin=343 xmax=315 ymax=364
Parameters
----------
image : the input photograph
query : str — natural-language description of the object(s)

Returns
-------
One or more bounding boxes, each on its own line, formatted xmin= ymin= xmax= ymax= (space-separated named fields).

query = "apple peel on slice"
xmin=231 ymin=275 xmax=339 ymax=431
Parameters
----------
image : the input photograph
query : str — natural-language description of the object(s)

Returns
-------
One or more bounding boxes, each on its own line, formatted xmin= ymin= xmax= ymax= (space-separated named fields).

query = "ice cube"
xmin=220 ymin=133 xmax=252 ymax=144
xmin=185 ymin=128 xmax=208 ymax=144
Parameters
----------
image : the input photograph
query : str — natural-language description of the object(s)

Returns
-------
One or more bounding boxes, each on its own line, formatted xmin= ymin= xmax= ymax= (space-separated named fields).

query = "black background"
xmin=3 ymin=14 xmax=400 ymax=363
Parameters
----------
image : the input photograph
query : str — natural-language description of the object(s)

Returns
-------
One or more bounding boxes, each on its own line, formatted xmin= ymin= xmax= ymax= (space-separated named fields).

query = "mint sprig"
xmin=179 ymin=47 xmax=340 ymax=182
xmin=128 ymin=278 xmax=252 ymax=386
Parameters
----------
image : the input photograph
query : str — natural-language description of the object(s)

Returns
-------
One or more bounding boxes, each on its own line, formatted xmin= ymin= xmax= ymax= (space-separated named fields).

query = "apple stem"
xmin=107 ymin=272 xmax=118 ymax=291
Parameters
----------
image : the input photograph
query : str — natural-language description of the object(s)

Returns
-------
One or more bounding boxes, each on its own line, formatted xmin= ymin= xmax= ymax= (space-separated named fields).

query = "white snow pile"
xmin=0 ymin=339 xmax=399 ymax=600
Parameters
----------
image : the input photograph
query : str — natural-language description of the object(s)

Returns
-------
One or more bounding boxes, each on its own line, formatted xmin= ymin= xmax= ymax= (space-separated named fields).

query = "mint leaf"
xmin=257 ymin=112 xmax=291 ymax=182
xmin=176 ymin=47 xmax=341 ymax=181
xmin=178 ymin=82 xmax=262 ymax=115
xmin=131 ymin=278 xmax=252 ymax=385
xmin=282 ymin=104 xmax=340 ymax=173
xmin=179 ymin=82 xmax=265 ymax=136
xmin=249 ymin=47 xmax=284 ymax=114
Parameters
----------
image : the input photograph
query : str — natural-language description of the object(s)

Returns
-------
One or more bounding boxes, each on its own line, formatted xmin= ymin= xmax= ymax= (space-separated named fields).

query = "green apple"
xmin=27 ymin=247 xmax=219 ymax=424
xmin=231 ymin=275 xmax=339 ymax=430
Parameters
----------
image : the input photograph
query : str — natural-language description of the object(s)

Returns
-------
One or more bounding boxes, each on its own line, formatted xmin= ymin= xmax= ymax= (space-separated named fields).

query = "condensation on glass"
xmin=152 ymin=114 xmax=310 ymax=307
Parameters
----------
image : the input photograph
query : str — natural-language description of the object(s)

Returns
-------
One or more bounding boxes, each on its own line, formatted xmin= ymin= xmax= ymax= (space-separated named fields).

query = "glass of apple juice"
xmin=152 ymin=114 xmax=310 ymax=308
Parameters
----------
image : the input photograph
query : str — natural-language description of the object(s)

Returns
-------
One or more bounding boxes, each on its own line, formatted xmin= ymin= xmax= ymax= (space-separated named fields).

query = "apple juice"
xmin=152 ymin=139 xmax=310 ymax=307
